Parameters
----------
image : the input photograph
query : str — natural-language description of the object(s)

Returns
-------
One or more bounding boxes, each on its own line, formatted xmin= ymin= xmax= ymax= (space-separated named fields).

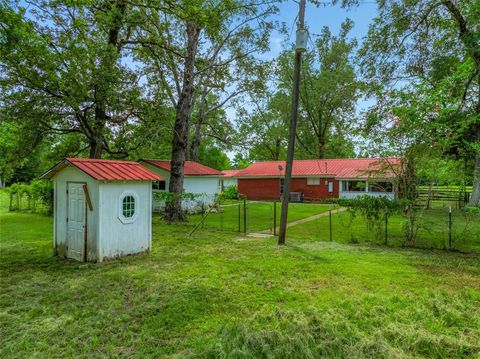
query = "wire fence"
xmin=287 ymin=207 xmax=480 ymax=252
xmin=188 ymin=199 xmax=479 ymax=252
xmin=189 ymin=200 xmax=336 ymax=236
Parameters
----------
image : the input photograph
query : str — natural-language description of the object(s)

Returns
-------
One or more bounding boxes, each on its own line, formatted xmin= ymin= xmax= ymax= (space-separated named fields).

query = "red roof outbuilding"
xmin=41 ymin=158 xmax=163 ymax=181
xmin=139 ymin=159 xmax=224 ymax=176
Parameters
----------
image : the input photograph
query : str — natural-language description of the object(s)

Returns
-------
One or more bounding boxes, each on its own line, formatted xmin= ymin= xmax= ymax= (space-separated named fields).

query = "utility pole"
xmin=278 ymin=0 xmax=307 ymax=245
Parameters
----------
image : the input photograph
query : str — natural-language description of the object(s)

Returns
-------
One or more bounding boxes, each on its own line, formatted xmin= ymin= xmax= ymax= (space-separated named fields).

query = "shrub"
xmin=5 ymin=180 xmax=53 ymax=215
xmin=30 ymin=180 xmax=53 ymax=215
xmin=335 ymin=195 xmax=402 ymax=242
xmin=221 ymin=185 xmax=238 ymax=200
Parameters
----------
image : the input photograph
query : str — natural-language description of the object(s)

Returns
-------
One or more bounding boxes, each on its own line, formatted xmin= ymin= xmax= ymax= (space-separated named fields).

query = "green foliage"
xmin=335 ymin=195 xmax=401 ymax=242
xmin=197 ymin=144 xmax=231 ymax=170
xmin=5 ymin=180 xmax=53 ymax=214
xmin=153 ymin=191 xmax=202 ymax=204
xmin=238 ymin=19 xmax=360 ymax=161
xmin=359 ymin=0 xmax=480 ymax=205
xmin=220 ymin=185 xmax=238 ymax=200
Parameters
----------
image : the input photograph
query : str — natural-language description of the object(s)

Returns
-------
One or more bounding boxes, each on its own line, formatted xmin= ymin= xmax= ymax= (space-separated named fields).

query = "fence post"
xmin=243 ymin=199 xmax=247 ymax=235
xmin=448 ymin=206 xmax=452 ymax=249
xmin=238 ymin=204 xmax=241 ymax=232
xmin=329 ymin=209 xmax=332 ymax=241
xmin=385 ymin=208 xmax=388 ymax=245
xmin=273 ymin=201 xmax=277 ymax=236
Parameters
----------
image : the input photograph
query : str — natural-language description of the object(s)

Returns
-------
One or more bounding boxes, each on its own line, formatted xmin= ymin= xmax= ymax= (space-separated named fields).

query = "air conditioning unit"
xmin=290 ymin=192 xmax=302 ymax=202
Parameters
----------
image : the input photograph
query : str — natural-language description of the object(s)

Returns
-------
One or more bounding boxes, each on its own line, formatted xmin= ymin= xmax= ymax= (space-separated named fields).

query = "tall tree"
xmin=359 ymin=0 xmax=480 ymax=205
xmin=238 ymin=88 xmax=289 ymax=161
xmin=0 ymin=0 xmax=147 ymax=158
xmin=239 ymin=20 xmax=359 ymax=161
xmin=133 ymin=0 xmax=276 ymax=220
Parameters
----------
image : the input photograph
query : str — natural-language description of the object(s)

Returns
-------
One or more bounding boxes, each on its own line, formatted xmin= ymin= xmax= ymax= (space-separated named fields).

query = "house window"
xmin=328 ymin=181 xmax=334 ymax=193
xmin=122 ymin=195 xmax=135 ymax=218
xmin=369 ymin=181 xmax=393 ymax=193
xmin=152 ymin=180 xmax=166 ymax=191
xmin=280 ymin=178 xmax=285 ymax=194
xmin=307 ymin=177 xmax=320 ymax=185
xmin=344 ymin=180 xmax=366 ymax=192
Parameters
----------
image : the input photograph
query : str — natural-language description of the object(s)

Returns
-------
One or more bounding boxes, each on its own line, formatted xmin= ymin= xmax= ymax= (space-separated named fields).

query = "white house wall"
xmin=53 ymin=166 xmax=99 ymax=261
xmin=222 ymin=178 xmax=238 ymax=188
xmin=139 ymin=161 xmax=221 ymax=211
xmin=97 ymin=181 xmax=151 ymax=261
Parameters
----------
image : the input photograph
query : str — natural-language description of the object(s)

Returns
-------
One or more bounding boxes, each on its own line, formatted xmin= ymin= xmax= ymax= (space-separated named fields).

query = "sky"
xmin=265 ymin=1 xmax=378 ymax=59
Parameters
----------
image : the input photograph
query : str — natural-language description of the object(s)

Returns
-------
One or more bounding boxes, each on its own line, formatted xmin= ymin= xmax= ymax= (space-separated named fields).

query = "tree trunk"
xmin=165 ymin=22 xmax=201 ymax=221
xmin=89 ymin=136 xmax=104 ymax=159
xmin=274 ymin=138 xmax=281 ymax=160
xmin=468 ymin=69 xmax=480 ymax=206
xmin=318 ymin=138 xmax=325 ymax=159
xmin=191 ymin=120 xmax=202 ymax=161
xmin=88 ymin=0 xmax=126 ymax=159
xmin=190 ymin=84 xmax=208 ymax=161
xmin=470 ymin=151 xmax=480 ymax=206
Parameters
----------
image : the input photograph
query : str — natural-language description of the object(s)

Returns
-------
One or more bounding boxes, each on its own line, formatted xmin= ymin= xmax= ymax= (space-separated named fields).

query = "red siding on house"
xmin=238 ymin=177 xmax=339 ymax=201
xmin=291 ymin=178 xmax=339 ymax=200
xmin=238 ymin=178 xmax=280 ymax=200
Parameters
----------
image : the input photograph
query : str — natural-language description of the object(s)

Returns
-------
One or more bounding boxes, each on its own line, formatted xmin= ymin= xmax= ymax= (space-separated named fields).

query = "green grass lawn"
xmin=190 ymin=201 xmax=334 ymax=233
xmin=287 ymin=208 xmax=480 ymax=252
xmin=1 ymin=207 xmax=480 ymax=357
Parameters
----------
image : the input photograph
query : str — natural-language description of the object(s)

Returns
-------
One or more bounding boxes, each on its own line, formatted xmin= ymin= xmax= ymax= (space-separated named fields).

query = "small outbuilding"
xmin=41 ymin=158 xmax=163 ymax=262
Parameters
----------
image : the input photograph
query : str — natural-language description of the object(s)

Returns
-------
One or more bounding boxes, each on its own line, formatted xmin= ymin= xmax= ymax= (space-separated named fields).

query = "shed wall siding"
xmin=97 ymin=182 xmax=151 ymax=261
xmin=53 ymin=166 xmax=99 ymax=261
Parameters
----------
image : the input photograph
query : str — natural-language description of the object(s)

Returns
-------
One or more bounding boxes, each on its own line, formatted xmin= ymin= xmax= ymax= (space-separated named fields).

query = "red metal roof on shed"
xmin=41 ymin=158 xmax=163 ymax=181
xmin=140 ymin=159 xmax=224 ymax=176
xmin=235 ymin=158 xmax=401 ymax=179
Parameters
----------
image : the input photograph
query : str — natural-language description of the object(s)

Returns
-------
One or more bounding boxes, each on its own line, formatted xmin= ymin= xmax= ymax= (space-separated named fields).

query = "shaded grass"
xmin=1 ymin=209 xmax=480 ymax=357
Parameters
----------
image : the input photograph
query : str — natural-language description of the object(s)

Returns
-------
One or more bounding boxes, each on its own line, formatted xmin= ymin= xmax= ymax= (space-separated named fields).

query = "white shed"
xmin=138 ymin=159 xmax=224 ymax=212
xmin=41 ymin=158 xmax=163 ymax=262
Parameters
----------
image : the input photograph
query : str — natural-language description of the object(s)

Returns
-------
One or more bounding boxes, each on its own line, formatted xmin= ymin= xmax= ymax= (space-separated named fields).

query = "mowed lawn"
xmin=193 ymin=201 xmax=334 ymax=233
xmin=288 ymin=208 xmax=480 ymax=252
xmin=1 ymin=209 xmax=480 ymax=357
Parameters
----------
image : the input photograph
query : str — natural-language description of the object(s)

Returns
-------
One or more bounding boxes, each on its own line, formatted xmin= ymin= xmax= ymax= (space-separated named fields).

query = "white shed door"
xmin=67 ymin=183 xmax=86 ymax=261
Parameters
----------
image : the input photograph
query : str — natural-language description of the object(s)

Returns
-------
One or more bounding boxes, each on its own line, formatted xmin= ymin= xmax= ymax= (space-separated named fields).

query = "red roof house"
xmin=235 ymin=158 xmax=401 ymax=201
